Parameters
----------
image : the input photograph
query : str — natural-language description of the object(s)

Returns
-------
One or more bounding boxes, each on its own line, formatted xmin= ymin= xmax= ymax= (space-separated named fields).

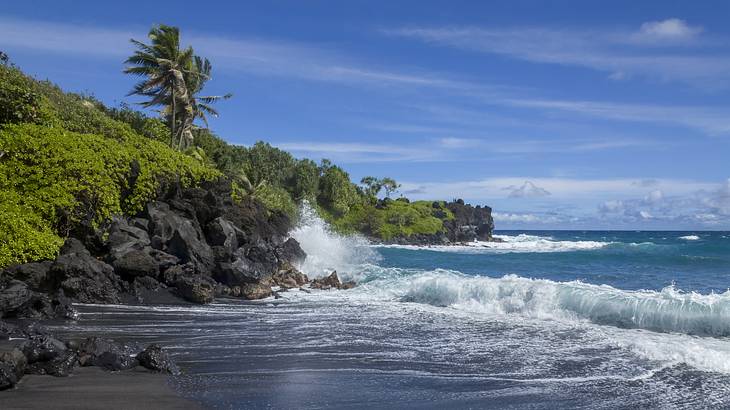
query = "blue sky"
xmin=1 ymin=1 xmax=729 ymax=230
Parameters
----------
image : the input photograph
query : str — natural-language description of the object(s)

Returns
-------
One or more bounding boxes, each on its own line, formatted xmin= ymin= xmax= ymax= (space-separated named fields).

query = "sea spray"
xmin=289 ymin=201 xmax=379 ymax=281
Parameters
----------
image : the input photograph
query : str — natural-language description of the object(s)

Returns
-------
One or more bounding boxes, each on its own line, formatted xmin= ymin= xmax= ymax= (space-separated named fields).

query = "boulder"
xmin=164 ymin=264 xmax=215 ymax=304
xmin=26 ymin=351 xmax=77 ymax=377
xmin=3 ymin=261 xmax=54 ymax=291
xmin=240 ymin=283 xmax=273 ymax=300
xmin=148 ymin=249 xmax=180 ymax=272
xmin=78 ymin=337 xmax=138 ymax=371
xmin=52 ymin=240 xmax=122 ymax=304
xmin=136 ymin=344 xmax=180 ymax=375
xmin=272 ymin=268 xmax=308 ymax=289
xmin=205 ymin=217 xmax=242 ymax=254
xmin=112 ymin=249 xmax=158 ymax=280
xmin=145 ymin=202 xmax=214 ymax=273
xmin=275 ymin=238 xmax=307 ymax=267
xmin=310 ymin=271 xmax=342 ymax=290
xmin=21 ymin=335 xmax=68 ymax=363
xmin=0 ymin=362 xmax=17 ymax=390
xmin=214 ymin=244 xmax=279 ymax=287
xmin=0 ymin=280 xmax=34 ymax=315
xmin=0 ymin=348 xmax=27 ymax=380
xmin=107 ymin=218 xmax=151 ymax=261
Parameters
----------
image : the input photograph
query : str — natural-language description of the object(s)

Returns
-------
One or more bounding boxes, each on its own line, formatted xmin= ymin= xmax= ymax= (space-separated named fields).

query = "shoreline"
xmin=3 ymin=367 xmax=202 ymax=410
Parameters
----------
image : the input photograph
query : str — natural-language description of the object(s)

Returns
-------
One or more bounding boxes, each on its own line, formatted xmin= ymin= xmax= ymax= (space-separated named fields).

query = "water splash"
xmin=289 ymin=201 xmax=380 ymax=281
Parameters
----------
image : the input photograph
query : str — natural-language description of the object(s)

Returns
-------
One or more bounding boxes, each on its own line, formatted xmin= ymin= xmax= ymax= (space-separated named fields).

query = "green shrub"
xmin=0 ymin=123 xmax=220 ymax=267
xmin=0 ymin=65 xmax=57 ymax=126
xmin=332 ymin=200 xmax=452 ymax=240
xmin=255 ymin=184 xmax=298 ymax=220
xmin=0 ymin=191 xmax=64 ymax=267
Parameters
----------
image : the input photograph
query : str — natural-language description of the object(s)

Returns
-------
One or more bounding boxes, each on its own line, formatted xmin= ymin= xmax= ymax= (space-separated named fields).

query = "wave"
xmin=376 ymin=233 xmax=610 ymax=254
xmin=383 ymin=271 xmax=730 ymax=337
xmin=679 ymin=235 xmax=700 ymax=241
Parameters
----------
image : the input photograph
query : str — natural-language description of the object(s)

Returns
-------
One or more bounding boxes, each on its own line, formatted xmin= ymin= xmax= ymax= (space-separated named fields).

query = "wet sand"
xmin=3 ymin=367 xmax=203 ymax=410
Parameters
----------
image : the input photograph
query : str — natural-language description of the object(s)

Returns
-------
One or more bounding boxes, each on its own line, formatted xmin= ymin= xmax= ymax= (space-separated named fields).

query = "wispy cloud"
xmin=274 ymin=141 xmax=439 ymax=163
xmin=0 ymin=17 xmax=473 ymax=91
xmin=385 ymin=19 xmax=730 ymax=88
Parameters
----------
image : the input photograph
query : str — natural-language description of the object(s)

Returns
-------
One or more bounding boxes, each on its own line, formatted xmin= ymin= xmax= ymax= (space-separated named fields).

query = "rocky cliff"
xmin=383 ymin=199 xmax=495 ymax=245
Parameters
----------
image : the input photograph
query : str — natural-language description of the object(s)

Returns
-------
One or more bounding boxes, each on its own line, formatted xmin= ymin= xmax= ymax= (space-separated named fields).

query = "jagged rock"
xmin=310 ymin=271 xmax=343 ymax=290
xmin=21 ymin=335 xmax=68 ymax=363
xmin=0 ymin=362 xmax=17 ymax=390
xmin=0 ymin=320 xmax=20 ymax=340
xmin=214 ymin=244 xmax=279 ymax=287
xmin=136 ymin=344 xmax=179 ymax=375
xmin=148 ymin=249 xmax=180 ymax=272
xmin=78 ymin=337 xmax=138 ymax=371
xmin=107 ymin=218 xmax=151 ymax=261
xmin=112 ymin=249 xmax=158 ymax=280
xmin=164 ymin=264 xmax=215 ymax=304
xmin=240 ymin=283 xmax=272 ymax=300
xmin=275 ymin=238 xmax=307 ymax=267
xmin=3 ymin=261 xmax=54 ymax=291
xmin=59 ymin=238 xmax=89 ymax=256
xmin=52 ymin=239 xmax=122 ymax=304
xmin=1 ymin=348 xmax=27 ymax=380
xmin=205 ymin=217 xmax=242 ymax=253
xmin=26 ymin=350 xmax=77 ymax=377
xmin=272 ymin=268 xmax=308 ymax=289
xmin=341 ymin=281 xmax=357 ymax=290
xmin=145 ymin=201 xmax=214 ymax=273
xmin=0 ymin=280 xmax=34 ymax=315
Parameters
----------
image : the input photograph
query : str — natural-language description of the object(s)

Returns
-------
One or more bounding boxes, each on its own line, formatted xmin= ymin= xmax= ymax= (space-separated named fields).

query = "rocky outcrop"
xmin=0 ymin=179 xmax=310 ymax=316
xmin=0 ymin=321 xmax=183 ymax=387
xmin=444 ymin=199 xmax=494 ymax=242
xmin=380 ymin=199 xmax=495 ymax=245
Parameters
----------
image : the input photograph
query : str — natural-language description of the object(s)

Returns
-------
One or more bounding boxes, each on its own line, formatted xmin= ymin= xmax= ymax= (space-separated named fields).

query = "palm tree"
xmin=124 ymin=25 xmax=230 ymax=150
xmin=189 ymin=56 xmax=232 ymax=127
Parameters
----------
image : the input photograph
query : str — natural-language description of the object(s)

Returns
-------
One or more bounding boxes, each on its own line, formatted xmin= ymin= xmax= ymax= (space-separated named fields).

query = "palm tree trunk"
xmin=170 ymin=86 xmax=176 ymax=148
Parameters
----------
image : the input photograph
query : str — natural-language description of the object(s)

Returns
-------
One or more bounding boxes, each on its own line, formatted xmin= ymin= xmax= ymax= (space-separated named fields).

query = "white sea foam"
xmin=358 ymin=271 xmax=730 ymax=337
xmin=679 ymin=235 xmax=700 ymax=241
xmin=289 ymin=202 xmax=379 ymax=281
xmin=376 ymin=233 xmax=609 ymax=253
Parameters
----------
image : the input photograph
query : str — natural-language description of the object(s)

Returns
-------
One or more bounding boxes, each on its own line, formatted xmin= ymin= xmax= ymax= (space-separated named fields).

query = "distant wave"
xmin=390 ymin=271 xmax=730 ymax=337
xmin=679 ymin=235 xmax=700 ymax=241
xmin=376 ymin=234 xmax=610 ymax=254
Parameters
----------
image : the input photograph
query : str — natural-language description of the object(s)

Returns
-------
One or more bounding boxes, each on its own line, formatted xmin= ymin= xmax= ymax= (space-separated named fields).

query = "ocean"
xmin=48 ymin=209 xmax=730 ymax=409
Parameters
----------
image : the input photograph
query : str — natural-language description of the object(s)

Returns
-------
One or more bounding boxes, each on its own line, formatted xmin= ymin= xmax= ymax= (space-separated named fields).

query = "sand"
xmin=2 ymin=367 xmax=203 ymax=410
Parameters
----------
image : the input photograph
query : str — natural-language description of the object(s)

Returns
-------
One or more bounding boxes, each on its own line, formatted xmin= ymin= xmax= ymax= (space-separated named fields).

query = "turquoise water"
xmin=51 ymin=228 xmax=730 ymax=409
xmin=377 ymin=231 xmax=730 ymax=294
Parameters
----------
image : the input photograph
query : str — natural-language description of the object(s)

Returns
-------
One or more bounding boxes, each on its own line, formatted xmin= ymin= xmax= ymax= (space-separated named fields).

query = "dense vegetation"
xmin=0 ymin=63 xmax=219 ymax=266
xmin=0 ymin=29 xmax=458 ymax=267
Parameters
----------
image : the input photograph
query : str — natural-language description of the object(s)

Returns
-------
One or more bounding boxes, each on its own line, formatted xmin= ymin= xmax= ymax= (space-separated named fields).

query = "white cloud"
xmin=636 ymin=18 xmax=703 ymax=43
xmin=503 ymin=181 xmax=551 ymax=198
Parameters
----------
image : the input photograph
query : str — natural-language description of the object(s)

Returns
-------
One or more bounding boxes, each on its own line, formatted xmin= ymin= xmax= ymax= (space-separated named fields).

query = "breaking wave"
xmin=377 ymin=271 xmax=730 ymax=337
xmin=679 ymin=235 xmax=701 ymax=241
